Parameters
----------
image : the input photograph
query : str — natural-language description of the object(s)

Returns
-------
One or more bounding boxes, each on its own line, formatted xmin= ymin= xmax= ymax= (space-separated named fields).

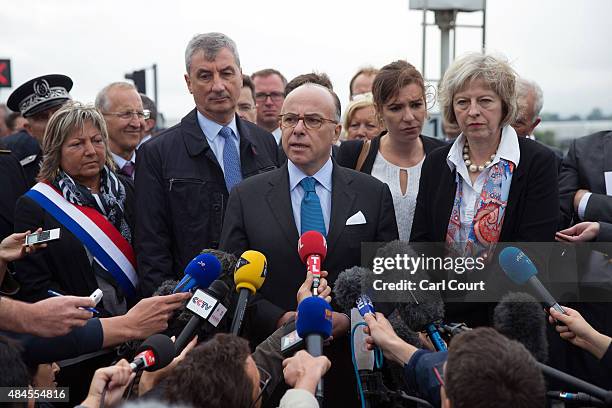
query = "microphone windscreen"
xmin=296 ymin=296 xmax=333 ymax=338
xmin=183 ymin=253 xmax=222 ymax=288
xmin=396 ymin=294 xmax=445 ymax=332
xmin=137 ymin=334 xmax=176 ymax=371
xmin=200 ymin=248 xmax=238 ymax=277
xmin=388 ymin=310 xmax=423 ymax=348
xmin=493 ymin=292 xmax=549 ymax=363
xmin=207 ymin=279 xmax=231 ymax=300
xmin=234 ymin=250 xmax=267 ymax=293
xmin=499 ymin=247 xmax=538 ymax=285
xmin=153 ymin=280 xmax=192 ymax=324
xmin=333 ymin=266 xmax=369 ymax=313
xmin=374 ymin=240 xmax=446 ymax=330
xmin=298 ymin=231 xmax=327 ymax=263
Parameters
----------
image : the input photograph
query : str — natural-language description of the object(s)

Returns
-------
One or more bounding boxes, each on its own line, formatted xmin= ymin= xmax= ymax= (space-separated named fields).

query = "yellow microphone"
xmin=230 ymin=250 xmax=267 ymax=335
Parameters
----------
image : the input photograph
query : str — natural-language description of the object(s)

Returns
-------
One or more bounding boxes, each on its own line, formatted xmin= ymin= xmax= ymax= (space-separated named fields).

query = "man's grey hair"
xmin=517 ymin=78 xmax=544 ymax=120
xmin=95 ymin=82 xmax=137 ymax=112
xmin=185 ymin=32 xmax=240 ymax=73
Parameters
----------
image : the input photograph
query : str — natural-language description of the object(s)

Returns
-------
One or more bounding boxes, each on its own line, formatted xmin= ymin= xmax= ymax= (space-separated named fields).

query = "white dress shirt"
xmin=196 ymin=111 xmax=241 ymax=171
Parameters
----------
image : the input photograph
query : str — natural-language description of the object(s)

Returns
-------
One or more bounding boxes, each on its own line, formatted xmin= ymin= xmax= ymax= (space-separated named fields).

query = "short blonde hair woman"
xmin=342 ymin=93 xmax=383 ymax=141
xmin=410 ymin=52 xmax=559 ymax=327
xmin=14 ymin=102 xmax=137 ymax=315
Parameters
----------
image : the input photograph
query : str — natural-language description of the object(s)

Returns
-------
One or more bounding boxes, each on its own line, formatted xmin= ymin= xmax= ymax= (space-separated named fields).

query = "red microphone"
xmin=129 ymin=334 xmax=175 ymax=372
xmin=298 ymin=231 xmax=327 ymax=295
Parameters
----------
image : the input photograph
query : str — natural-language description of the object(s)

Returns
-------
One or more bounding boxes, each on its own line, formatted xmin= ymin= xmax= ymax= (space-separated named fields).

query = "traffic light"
xmin=125 ymin=69 xmax=146 ymax=94
xmin=0 ymin=59 xmax=11 ymax=88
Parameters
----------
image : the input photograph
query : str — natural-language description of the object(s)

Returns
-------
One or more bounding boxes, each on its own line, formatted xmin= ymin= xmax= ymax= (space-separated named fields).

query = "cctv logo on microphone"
xmin=187 ymin=289 xmax=218 ymax=319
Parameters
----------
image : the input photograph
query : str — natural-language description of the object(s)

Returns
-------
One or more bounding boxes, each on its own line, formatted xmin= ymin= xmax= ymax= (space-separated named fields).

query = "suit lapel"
xmin=437 ymin=169 xmax=457 ymax=239
xmin=327 ymin=165 xmax=357 ymax=250
xmin=501 ymin=158 xmax=526 ymax=238
xmin=266 ymin=165 xmax=300 ymax=244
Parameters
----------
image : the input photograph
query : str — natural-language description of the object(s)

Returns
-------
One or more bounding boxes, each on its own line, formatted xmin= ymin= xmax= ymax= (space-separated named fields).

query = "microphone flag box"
xmin=187 ymin=289 xmax=218 ymax=319
xmin=208 ymin=302 xmax=228 ymax=327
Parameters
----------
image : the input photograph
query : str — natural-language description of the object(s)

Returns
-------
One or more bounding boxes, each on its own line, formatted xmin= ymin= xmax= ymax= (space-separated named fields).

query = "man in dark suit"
xmin=559 ymin=130 xmax=612 ymax=229
xmin=220 ymin=83 xmax=398 ymax=406
xmin=135 ymin=32 xmax=278 ymax=296
xmin=556 ymin=130 xmax=612 ymax=389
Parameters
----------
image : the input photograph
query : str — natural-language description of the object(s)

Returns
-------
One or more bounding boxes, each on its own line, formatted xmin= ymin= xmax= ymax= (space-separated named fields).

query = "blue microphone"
xmin=173 ymin=253 xmax=221 ymax=294
xmin=296 ymin=296 xmax=332 ymax=403
xmin=498 ymin=247 xmax=566 ymax=315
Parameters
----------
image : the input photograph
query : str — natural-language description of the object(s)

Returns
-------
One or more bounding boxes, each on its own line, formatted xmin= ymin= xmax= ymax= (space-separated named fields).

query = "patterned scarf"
xmin=51 ymin=166 xmax=132 ymax=244
xmin=446 ymin=159 xmax=514 ymax=259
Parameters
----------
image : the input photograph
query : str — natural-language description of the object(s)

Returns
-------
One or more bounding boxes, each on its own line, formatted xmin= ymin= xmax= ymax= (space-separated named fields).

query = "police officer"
xmin=4 ymin=74 xmax=73 ymax=186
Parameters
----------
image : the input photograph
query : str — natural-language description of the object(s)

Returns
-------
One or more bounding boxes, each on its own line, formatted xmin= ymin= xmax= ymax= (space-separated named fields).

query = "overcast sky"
xmin=2 ymin=0 xmax=611 ymax=123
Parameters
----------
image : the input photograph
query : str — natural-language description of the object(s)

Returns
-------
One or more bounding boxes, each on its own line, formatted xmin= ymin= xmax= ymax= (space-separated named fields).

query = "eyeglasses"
xmin=255 ymin=92 xmax=284 ymax=102
xmin=250 ymin=365 xmax=271 ymax=408
xmin=279 ymin=113 xmax=338 ymax=130
xmin=103 ymin=109 xmax=150 ymax=120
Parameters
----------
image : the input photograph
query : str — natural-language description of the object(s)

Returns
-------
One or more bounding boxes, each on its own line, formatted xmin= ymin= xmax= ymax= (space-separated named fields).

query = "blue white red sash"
xmin=26 ymin=182 xmax=138 ymax=298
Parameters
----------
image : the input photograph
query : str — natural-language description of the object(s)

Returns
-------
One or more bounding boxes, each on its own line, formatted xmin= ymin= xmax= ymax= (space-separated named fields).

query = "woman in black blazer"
xmin=14 ymin=102 xmax=136 ymax=316
xmin=338 ymin=61 xmax=446 ymax=241
xmin=410 ymin=53 xmax=558 ymax=327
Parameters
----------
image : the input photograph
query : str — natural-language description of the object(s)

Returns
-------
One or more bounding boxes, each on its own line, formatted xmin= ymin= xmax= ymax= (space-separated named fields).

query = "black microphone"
xmin=174 ymin=279 xmax=231 ymax=355
xmin=130 ymin=334 xmax=175 ymax=372
xmin=499 ymin=247 xmax=566 ymax=315
xmin=375 ymin=240 xmax=447 ymax=351
xmin=547 ymin=391 xmax=606 ymax=406
xmin=493 ymin=291 xmax=612 ymax=404
xmin=493 ymin=292 xmax=548 ymax=363
xmin=538 ymin=364 xmax=612 ymax=405
xmin=393 ymin=268 xmax=446 ymax=351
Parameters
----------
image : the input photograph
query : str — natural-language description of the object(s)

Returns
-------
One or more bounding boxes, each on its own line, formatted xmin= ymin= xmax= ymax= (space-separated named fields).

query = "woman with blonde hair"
xmin=342 ymin=93 xmax=383 ymax=141
xmin=410 ymin=53 xmax=558 ymax=328
xmin=411 ymin=53 xmax=558 ymax=251
xmin=14 ymin=102 xmax=137 ymax=316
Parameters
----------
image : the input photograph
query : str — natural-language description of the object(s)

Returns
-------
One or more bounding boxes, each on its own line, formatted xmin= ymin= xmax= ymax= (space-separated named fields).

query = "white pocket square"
xmin=346 ymin=211 xmax=366 ymax=225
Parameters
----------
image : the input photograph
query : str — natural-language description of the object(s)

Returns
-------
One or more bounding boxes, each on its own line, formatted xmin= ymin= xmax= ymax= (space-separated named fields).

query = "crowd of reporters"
xmin=0 ymin=30 xmax=611 ymax=408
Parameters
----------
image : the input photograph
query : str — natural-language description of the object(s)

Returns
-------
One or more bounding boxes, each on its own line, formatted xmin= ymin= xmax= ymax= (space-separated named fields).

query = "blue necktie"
xmin=219 ymin=126 xmax=242 ymax=192
xmin=300 ymin=177 xmax=326 ymax=237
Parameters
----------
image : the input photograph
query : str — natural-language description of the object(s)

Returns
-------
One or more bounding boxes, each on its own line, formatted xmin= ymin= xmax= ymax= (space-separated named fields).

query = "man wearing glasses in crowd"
xmin=95 ymin=82 xmax=148 ymax=179
xmin=252 ymin=68 xmax=287 ymax=145
xmin=236 ymin=74 xmax=257 ymax=123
